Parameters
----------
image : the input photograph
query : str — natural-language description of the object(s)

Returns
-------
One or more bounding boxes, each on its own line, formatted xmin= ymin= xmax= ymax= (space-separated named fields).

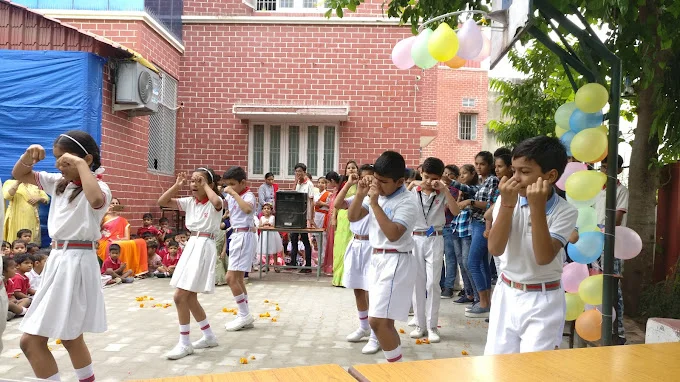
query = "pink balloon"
xmin=473 ymin=36 xmax=491 ymax=61
xmin=614 ymin=226 xmax=643 ymax=260
xmin=556 ymin=162 xmax=588 ymax=190
xmin=391 ymin=36 xmax=416 ymax=70
xmin=562 ymin=262 xmax=589 ymax=293
xmin=456 ymin=19 xmax=484 ymax=60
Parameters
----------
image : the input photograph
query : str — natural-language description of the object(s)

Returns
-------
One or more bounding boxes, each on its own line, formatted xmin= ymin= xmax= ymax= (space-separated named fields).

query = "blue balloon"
xmin=567 ymin=231 xmax=604 ymax=264
xmin=560 ymin=131 xmax=575 ymax=156
xmin=569 ymin=110 xmax=604 ymax=133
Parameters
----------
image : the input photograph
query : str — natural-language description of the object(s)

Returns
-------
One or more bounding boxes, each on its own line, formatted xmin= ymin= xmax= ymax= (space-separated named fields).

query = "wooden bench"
xmin=133 ymin=364 xmax=355 ymax=382
xmin=348 ymin=343 xmax=680 ymax=381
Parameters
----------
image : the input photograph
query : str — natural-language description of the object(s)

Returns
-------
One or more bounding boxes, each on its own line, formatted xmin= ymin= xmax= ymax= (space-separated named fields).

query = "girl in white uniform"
xmin=13 ymin=131 xmax=111 ymax=382
xmin=257 ymin=203 xmax=284 ymax=269
xmin=158 ymin=168 xmax=223 ymax=360
xmin=336 ymin=165 xmax=380 ymax=354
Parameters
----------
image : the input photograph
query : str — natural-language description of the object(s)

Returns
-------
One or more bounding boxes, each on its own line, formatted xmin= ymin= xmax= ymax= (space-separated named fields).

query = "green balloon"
xmin=555 ymin=102 xmax=577 ymax=130
xmin=411 ymin=29 xmax=438 ymax=69
xmin=576 ymin=207 xmax=598 ymax=228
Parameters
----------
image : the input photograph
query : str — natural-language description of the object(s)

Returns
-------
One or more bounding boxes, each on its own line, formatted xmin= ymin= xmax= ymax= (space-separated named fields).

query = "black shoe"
xmin=614 ymin=336 xmax=627 ymax=345
xmin=457 ymin=290 xmax=465 ymax=297
xmin=298 ymin=269 xmax=312 ymax=274
xmin=440 ymin=288 xmax=454 ymax=299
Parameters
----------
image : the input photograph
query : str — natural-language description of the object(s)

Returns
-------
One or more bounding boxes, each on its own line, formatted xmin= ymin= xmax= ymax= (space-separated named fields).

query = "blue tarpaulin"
xmin=0 ymin=50 xmax=105 ymax=247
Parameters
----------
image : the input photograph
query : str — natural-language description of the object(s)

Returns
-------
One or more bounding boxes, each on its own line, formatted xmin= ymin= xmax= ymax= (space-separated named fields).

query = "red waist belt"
xmin=232 ymin=227 xmax=255 ymax=233
xmin=190 ymin=231 xmax=215 ymax=240
xmin=52 ymin=240 xmax=95 ymax=250
xmin=500 ymin=273 xmax=561 ymax=292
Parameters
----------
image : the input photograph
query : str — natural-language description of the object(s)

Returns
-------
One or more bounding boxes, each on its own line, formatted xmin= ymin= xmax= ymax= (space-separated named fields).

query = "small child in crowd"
xmin=138 ymin=213 xmax=161 ymax=238
xmin=174 ymin=230 xmax=189 ymax=250
xmin=11 ymin=240 xmax=27 ymax=256
xmin=257 ymin=203 xmax=284 ymax=271
xmin=101 ymin=244 xmax=134 ymax=283
xmin=12 ymin=253 xmax=36 ymax=299
xmin=162 ymin=240 xmax=181 ymax=276
xmin=17 ymin=229 xmax=32 ymax=243
xmin=2 ymin=241 xmax=11 ymax=257
xmin=26 ymin=243 xmax=39 ymax=255
xmin=3 ymin=257 xmax=31 ymax=320
xmin=159 ymin=217 xmax=171 ymax=240
xmin=28 ymin=250 xmax=49 ymax=292
xmin=486 ymin=136 xmax=577 ymax=354
xmin=147 ymin=240 xmax=169 ymax=277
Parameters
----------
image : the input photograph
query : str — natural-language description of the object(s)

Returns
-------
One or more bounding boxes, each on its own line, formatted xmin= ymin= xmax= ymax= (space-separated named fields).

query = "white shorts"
xmin=484 ymin=279 xmax=566 ymax=355
xmin=368 ymin=251 xmax=415 ymax=322
xmin=20 ymin=247 xmax=107 ymax=340
xmin=228 ymin=232 xmax=257 ymax=272
xmin=342 ymin=239 xmax=372 ymax=291
xmin=170 ymin=236 xmax=217 ymax=294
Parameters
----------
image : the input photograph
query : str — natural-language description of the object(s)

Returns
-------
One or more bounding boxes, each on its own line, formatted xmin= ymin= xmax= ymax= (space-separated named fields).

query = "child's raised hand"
xmin=432 ymin=179 xmax=447 ymax=191
xmin=357 ymin=176 xmax=371 ymax=195
xmin=23 ymin=144 xmax=46 ymax=165
xmin=347 ymin=173 xmax=359 ymax=186
xmin=224 ymin=186 xmax=235 ymax=196
xmin=526 ymin=177 xmax=552 ymax=208
xmin=56 ymin=152 xmax=85 ymax=171
xmin=367 ymin=179 xmax=380 ymax=204
xmin=498 ymin=175 xmax=521 ymax=206
xmin=193 ymin=174 xmax=207 ymax=188
xmin=175 ymin=172 xmax=186 ymax=187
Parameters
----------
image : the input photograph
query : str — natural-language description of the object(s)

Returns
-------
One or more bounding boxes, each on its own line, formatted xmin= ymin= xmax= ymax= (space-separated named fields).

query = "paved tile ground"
xmin=1 ymin=272 xmax=645 ymax=381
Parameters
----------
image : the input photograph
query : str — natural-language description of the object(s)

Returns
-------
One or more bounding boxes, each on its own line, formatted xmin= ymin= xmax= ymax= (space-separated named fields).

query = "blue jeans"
xmin=440 ymin=225 xmax=457 ymax=290
xmin=468 ymin=220 xmax=491 ymax=292
xmin=452 ymin=235 xmax=474 ymax=297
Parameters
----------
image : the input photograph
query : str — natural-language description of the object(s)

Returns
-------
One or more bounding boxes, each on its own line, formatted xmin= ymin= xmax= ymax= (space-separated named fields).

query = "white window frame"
xmin=458 ymin=113 xmax=478 ymax=141
xmin=248 ymin=123 xmax=339 ymax=180
xmin=462 ymin=98 xmax=476 ymax=108
xmin=255 ymin=0 xmax=331 ymax=12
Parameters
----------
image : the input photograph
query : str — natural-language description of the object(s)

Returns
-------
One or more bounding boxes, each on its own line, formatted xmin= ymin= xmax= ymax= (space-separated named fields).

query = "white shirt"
xmin=492 ymin=191 xmax=578 ymax=284
xmin=595 ymin=182 xmax=629 ymax=227
xmin=411 ymin=187 xmax=447 ymax=231
xmin=362 ymin=186 xmax=418 ymax=252
xmin=36 ymin=172 xmax=112 ymax=241
xmin=224 ymin=188 xmax=256 ymax=228
xmin=345 ymin=195 xmax=369 ymax=236
xmin=27 ymin=269 xmax=42 ymax=291
xmin=176 ymin=196 xmax=222 ymax=235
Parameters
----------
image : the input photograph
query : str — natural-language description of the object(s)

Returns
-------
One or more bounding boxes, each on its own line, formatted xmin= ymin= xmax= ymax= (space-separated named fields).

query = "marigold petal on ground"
xmin=139 ymin=304 xmax=144 ymax=308
xmin=399 ymin=329 xmax=405 ymax=334
xmin=250 ymin=355 xmax=256 ymax=360
xmin=264 ymin=300 xmax=269 ymax=303
xmin=462 ymin=350 xmax=469 ymax=355
xmin=415 ymin=339 xmax=422 ymax=345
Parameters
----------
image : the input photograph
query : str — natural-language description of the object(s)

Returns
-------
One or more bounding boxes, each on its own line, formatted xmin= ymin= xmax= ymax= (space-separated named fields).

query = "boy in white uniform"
xmin=348 ymin=151 xmax=419 ymax=363
xmin=222 ymin=166 xmax=258 ymax=331
xmin=409 ymin=157 xmax=460 ymax=343
xmin=486 ymin=136 xmax=577 ymax=354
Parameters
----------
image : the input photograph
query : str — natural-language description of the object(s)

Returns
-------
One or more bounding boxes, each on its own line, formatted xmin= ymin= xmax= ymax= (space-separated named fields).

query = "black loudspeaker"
xmin=275 ymin=191 xmax=307 ymax=229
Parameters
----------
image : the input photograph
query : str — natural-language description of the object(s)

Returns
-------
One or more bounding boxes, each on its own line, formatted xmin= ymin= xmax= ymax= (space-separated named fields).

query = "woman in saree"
xmin=331 ymin=161 xmax=358 ymax=286
xmin=97 ymin=197 xmax=130 ymax=261
xmin=3 ymin=178 xmax=49 ymax=244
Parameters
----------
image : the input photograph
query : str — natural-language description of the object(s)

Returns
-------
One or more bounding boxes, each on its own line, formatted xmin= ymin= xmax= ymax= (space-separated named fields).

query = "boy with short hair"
xmin=16 ymin=229 xmax=32 ymax=243
xmin=28 ymin=250 xmax=49 ymax=291
xmin=147 ymin=240 xmax=168 ymax=277
xmin=12 ymin=253 xmax=36 ymax=298
xmin=101 ymin=244 xmax=134 ymax=283
xmin=348 ymin=151 xmax=419 ymax=363
xmin=11 ymin=240 xmax=27 ymax=256
xmin=3 ymin=257 xmax=31 ymax=320
xmin=409 ymin=157 xmax=460 ymax=343
xmin=163 ymin=241 xmax=181 ymax=275
xmin=138 ymin=213 xmax=161 ymax=238
xmin=440 ymin=164 xmax=461 ymax=298
xmin=595 ymin=154 xmax=628 ymax=345
xmin=222 ymin=166 xmax=257 ymax=331
xmin=2 ymin=241 xmax=10 ymax=257
xmin=292 ymin=163 xmax=315 ymax=272
xmin=486 ymin=136 xmax=578 ymax=354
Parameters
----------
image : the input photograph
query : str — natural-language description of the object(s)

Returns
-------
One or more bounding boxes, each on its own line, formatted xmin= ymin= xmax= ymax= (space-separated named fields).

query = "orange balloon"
xmin=445 ymin=56 xmax=466 ymax=69
xmin=575 ymin=308 xmax=602 ymax=342
xmin=594 ymin=147 xmax=608 ymax=163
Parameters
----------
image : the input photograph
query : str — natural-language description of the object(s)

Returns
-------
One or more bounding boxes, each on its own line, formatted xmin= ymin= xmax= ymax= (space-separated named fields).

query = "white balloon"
xmin=456 ymin=19 xmax=484 ymax=60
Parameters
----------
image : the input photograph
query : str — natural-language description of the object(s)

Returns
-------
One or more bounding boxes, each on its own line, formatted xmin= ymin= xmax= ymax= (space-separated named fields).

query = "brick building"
xmin=3 ymin=0 xmax=489 ymax=230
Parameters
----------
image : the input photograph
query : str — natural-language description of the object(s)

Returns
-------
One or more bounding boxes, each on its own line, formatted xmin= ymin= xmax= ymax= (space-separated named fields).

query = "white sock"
xmin=369 ymin=330 xmax=378 ymax=342
xmin=198 ymin=318 xmax=215 ymax=339
xmin=74 ymin=364 xmax=94 ymax=382
xmin=46 ymin=373 xmax=61 ymax=381
xmin=179 ymin=324 xmax=191 ymax=346
xmin=383 ymin=345 xmax=402 ymax=362
xmin=19 ymin=307 xmax=28 ymax=316
xmin=235 ymin=294 xmax=249 ymax=316
xmin=358 ymin=310 xmax=369 ymax=330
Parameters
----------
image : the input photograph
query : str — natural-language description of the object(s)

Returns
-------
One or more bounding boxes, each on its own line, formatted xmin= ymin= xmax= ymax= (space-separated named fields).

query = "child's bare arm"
xmin=14 ymin=290 xmax=30 ymax=300
xmin=225 ymin=187 xmax=253 ymax=215
xmin=27 ymin=287 xmax=36 ymax=295
xmin=159 ymin=173 xmax=186 ymax=208
xmin=334 ymin=175 xmax=358 ymax=210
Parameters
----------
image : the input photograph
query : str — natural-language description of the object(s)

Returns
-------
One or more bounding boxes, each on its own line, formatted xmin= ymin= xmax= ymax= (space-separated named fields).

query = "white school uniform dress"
xmin=410 ymin=186 xmax=447 ymax=330
xmin=225 ymin=188 xmax=257 ymax=272
xmin=363 ymin=186 xmax=419 ymax=322
xmin=257 ymin=216 xmax=283 ymax=255
xmin=485 ymin=192 xmax=577 ymax=355
xmin=27 ymin=269 xmax=42 ymax=291
xmin=170 ymin=196 xmax=222 ymax=294
xmin=20 ymin=171 xmax=111 ymax=341
xmin=342 ymin=195 xmax=372 ymax=291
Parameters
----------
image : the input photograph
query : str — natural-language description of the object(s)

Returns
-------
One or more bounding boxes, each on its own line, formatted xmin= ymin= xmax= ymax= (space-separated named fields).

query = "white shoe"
xmin=225 ymin=314 xmax=255 ymax=331
xmin=192 ymin=336 xmax=219 ymax=349
xmin=409 ymin=326 xmax=427 ymax=339
xmin=428 ymin=328 xmax=441 ymax=343
xmin=407 ymin=317 xmax=417 ymax=327
xmin=346 ymin=328 xmax=371 ymax=342
xmin=165 ymin=343 xmax=194 ymax=360
xmin=362 ymin=339 xmax=381 ymax=354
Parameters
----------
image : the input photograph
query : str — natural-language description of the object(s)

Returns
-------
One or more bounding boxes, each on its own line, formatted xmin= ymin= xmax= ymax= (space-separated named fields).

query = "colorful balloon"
xmin=391 ymin=36 xmax=416 ymax=69
xmin=571 ymin=128 xmax=608 ymax=163
xmin=569 ymin=110 xmax=604 ymax=133
xmin=579 ymin=274 xmax=604 ymax=305
xmin=567 ymin=194 xmax=598 ymax=208
xmin=411 ymin=29 xmax=438 ymax=69
xmin=565 ymin=292 xmax=586 ymax=321
xmin=556 ymin=162 xmax=587 ymax=190
xmin=555 ymin=125 xmax=569 ymax=139
xmin=575 ymin=308 xmax=602 ymax=342
xmin=568 ymin=232 xmax=604 ymax=264
xmin=555 ymin=102 xmax=577 ymax=129
xmin=563 ymin=263 xmax=589 ymax=293
xmin=560 ymin=131 xmax=575 ymax=156
xmin=614 ymin=226 xmax=643 ymax=260
xmin=445 ymin=56 xmax=466 ymax=69
xmin=428 ymin=23 xmax=459 ymax=62
xmin=580 ymin=225 xmax=602 ymax=233
xmin=585 ymin=304 xmax=616 ymax=323
xmin=565 ymin=170 xmax=606 ymax=201
xmin=575 ymin=83 xmax=609 ymax=113
xmin=456 ymin=19 xmax=484 ymax=60
xmin=473 ymin=36 xmax=491 ymax=61
xmin=576 ymin=207 xmax=598 ymax=229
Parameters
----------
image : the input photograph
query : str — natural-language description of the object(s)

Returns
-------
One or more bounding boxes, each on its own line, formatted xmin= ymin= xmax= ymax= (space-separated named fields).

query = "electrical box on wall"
xmin=114 ymin=61 xmax=160 ymax=116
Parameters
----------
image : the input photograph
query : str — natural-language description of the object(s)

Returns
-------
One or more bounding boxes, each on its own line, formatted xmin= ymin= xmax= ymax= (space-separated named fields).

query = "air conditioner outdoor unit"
xmin=114 ymin=61 xmax=160 ymax=116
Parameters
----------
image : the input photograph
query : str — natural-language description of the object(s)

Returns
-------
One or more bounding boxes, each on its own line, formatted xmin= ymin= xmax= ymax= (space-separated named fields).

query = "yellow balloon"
xmin=428 ymin=23 xmax=459 ymax=62
xmin=595 ymin=125 xmax=608 ymax=135
xmin=555 ymin=125 xmax=569 ymax=138
xmin=565 ymin=292 xmax=586 ymax=321
xmin=566 ymin=170 xmax=606 ymax=201
xmin=578 ymin=274 xmax=604 ymax=305
xmin=575 ymin=83 xmax=609 ymax=113
xmin=571 ymin=128 xmax=608 ymax=163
